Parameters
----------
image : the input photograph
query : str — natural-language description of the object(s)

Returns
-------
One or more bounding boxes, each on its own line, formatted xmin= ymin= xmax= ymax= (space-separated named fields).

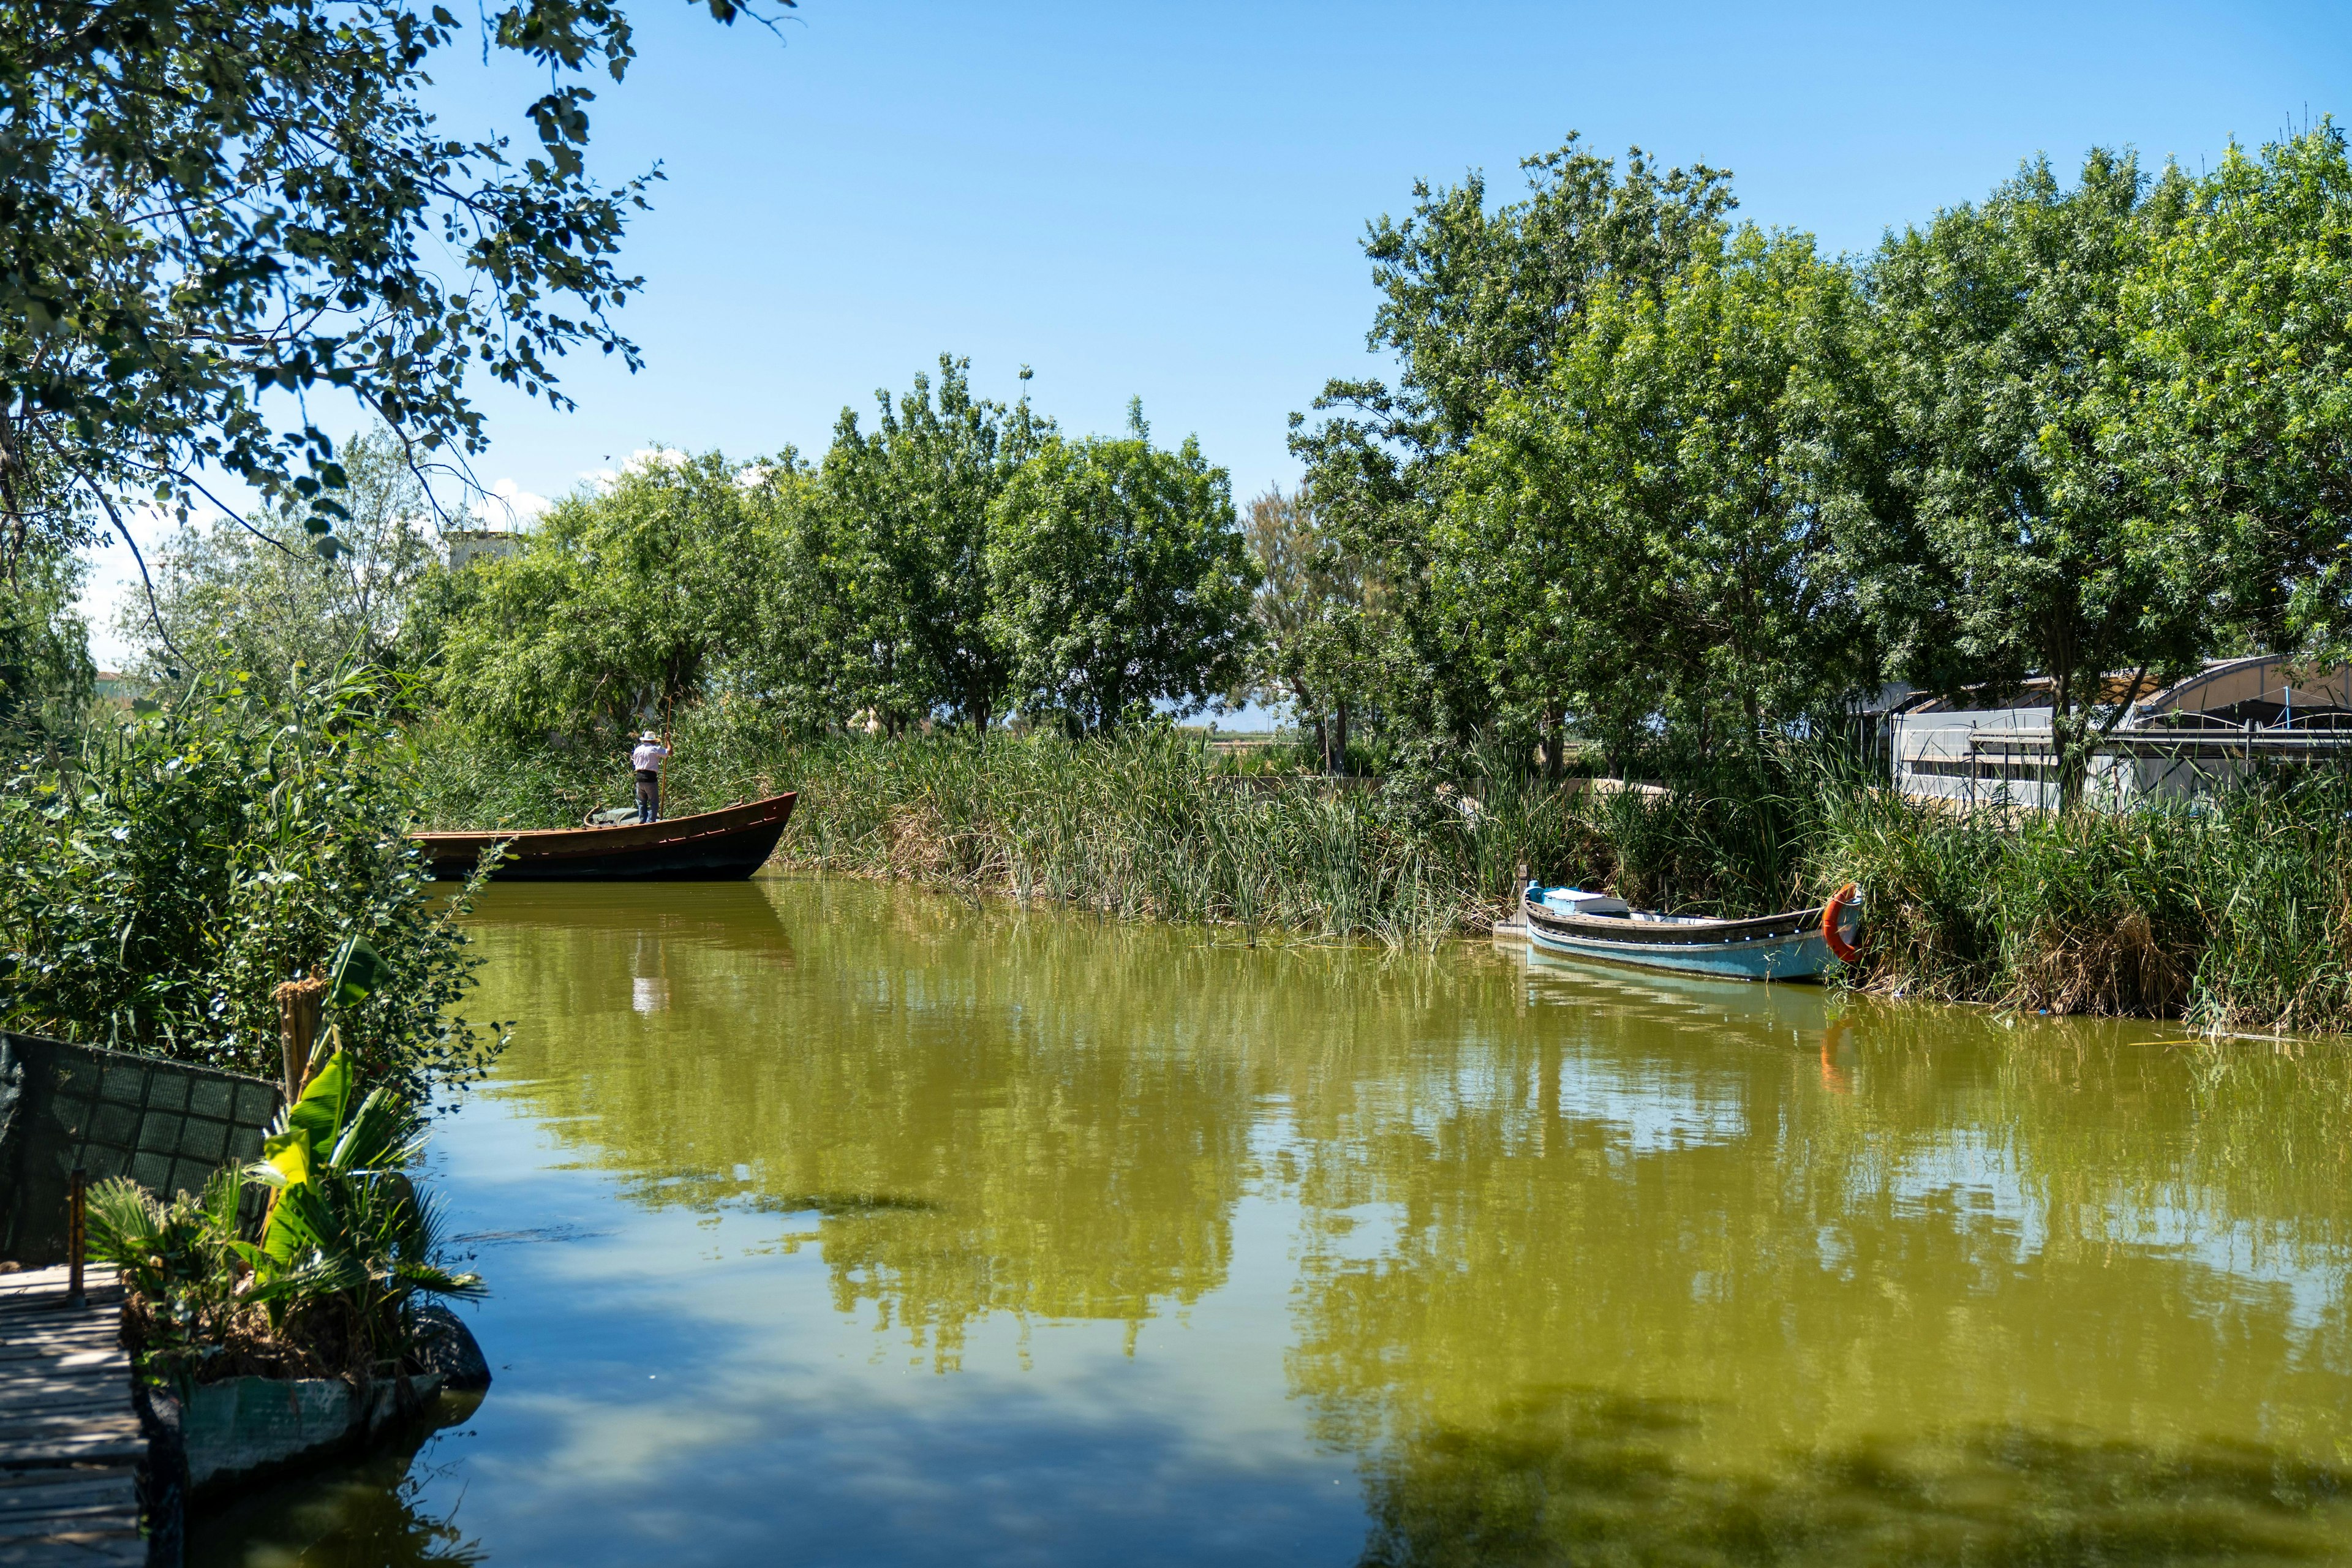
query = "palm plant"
xmin=243 ymin=1047 xmax=484 ymax=1374
xmin=84 ymin=1169 xmax=253 ymax=1385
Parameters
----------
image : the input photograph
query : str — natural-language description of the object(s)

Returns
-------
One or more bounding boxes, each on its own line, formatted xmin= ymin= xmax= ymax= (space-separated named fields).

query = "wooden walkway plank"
xmin=0 ymin=1266 xmax=149 ymax=1566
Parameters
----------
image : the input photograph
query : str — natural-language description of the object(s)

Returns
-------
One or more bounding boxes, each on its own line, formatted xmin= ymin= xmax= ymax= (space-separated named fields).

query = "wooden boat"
xmin=1520 ymin=883 xmax=1860 ymax=982
xmin=410 ymin=793 xmax=797 ymax=882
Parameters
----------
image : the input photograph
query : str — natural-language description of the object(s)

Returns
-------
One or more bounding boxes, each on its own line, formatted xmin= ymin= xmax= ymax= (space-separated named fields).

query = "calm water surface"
xmin=193 ymin=877 xmax=2352 ymax=1566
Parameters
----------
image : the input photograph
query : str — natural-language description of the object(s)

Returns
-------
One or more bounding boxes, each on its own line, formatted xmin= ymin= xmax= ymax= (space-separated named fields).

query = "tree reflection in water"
xmin=1357 ymin=1389 xmax=2352 ymax=1566
xmin=190 ymin=1404 xmax=484 ymax=1568
xmin=437 ymin=878 xmax=2352 ymax=1559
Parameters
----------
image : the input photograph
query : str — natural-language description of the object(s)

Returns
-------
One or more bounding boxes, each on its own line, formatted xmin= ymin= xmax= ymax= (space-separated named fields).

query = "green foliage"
xmin=772 ymin=728 xmax=1489 ymax=948
xmin=1343 ymin=134 xmax=1736 ymax=455
xmin=1815 ymin=770 xmax=2352 ymax=1032
xmin=415 ymin=448 xmax=798 ymax=739
xmin=2108 ymin=123 xmax=2352 ymax=662
xmin=1241 ymin=485 xmax=1376 ymax=771
xmin=0 ymin=666 xmax=502 ymax=1099
xmin=987 ymin=405 xmax=1259 ymax=734
xmin=409 ymin=701 xmax=2352 ymax=1028
xmin=123 ymin=428 xmax=439 ymax=701
xmin=85 ymin=1052 xmax=481 ymax=1387
xmin=1292 ymin=137 xmax=1741 ymax=748
xmin=816 ymin=356 xmax=1052 ymax=733
xmin=1270 ymin=131 xmax=2352 ymax=791
xmin=0 ymin=0 xmax=770 ymax=567
xmin=83 ymin=1168 xmax=254 ymax=1385
xmin=1861 ymin=149 xmax=2207 ymax=805
xmin=0 ymin=548 xmax=96 ymax=748
xmin=1442 ymin=225 xmax=1871 ymax=766
xmin=407 ymin=358 xmax=1254 ymax=745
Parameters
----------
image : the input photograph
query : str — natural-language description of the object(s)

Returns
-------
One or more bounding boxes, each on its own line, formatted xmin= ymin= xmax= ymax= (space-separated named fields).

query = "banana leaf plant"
xmin=237 ymin=1046 xmax=483 ymax=1373
xmin=87 ymin=935 xmax=483 ymax=1383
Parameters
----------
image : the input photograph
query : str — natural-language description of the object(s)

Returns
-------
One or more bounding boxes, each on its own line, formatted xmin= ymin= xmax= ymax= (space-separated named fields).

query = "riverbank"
xmin=407 ymin=717 xmax=2352 ymax=1033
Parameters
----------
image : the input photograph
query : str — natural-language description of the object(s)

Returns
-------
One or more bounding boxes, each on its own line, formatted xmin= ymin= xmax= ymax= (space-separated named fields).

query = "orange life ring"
xmin=1821 ymin=884 xmax=1863 ymax=962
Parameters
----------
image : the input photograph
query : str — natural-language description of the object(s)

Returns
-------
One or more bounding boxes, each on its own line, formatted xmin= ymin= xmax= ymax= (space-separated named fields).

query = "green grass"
xmin=405 ymin=716 xmax=2352 ymax=1030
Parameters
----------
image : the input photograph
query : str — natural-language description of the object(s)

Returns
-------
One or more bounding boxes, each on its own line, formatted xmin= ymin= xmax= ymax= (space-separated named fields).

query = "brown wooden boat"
xmin=410 ymin=792 xmax=797 ymax=882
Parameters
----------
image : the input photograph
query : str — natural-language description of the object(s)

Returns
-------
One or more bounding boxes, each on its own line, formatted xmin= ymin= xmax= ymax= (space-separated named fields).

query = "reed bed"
xmin=405 ymin=715 xmax=2352 ymax=1029
xmin=1815 ymin=773 xmax=2352 ymax=1033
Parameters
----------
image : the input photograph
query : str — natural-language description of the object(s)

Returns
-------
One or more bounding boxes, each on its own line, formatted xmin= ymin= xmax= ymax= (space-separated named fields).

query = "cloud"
xmin=580 ymin=447 xmax=688 ymax=492
xmin=470 ymin=477 xmax=552 ymax=529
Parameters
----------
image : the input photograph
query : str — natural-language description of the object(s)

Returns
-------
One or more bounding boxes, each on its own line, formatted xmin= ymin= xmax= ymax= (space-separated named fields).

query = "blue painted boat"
xmin=1520 ymin=884 xmax=1858 ymax=982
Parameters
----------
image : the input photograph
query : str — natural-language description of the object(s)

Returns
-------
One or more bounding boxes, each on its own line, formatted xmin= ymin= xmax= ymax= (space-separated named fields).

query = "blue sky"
xmin=80 ymin=0 xmax=2352 ymax=659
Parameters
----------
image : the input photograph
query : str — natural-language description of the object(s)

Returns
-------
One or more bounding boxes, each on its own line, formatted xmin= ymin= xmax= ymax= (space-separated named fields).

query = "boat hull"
xmin=1523 ymin=918 xmax=1834 ymax=981
xmin=1521 ymin=886 xmax=1841 ymax=981
xmin=410 ymin=793 xmax=796 ymax=882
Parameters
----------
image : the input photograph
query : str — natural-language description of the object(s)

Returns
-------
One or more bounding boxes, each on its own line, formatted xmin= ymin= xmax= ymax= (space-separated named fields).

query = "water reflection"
xmin=1356 ymin=1390 xmax=2352 ymax=1566
xmin=194 ymin=878 xmax=2352 ymax=1565
xmin=190 ymin=1404 xmax=484 ymax=1568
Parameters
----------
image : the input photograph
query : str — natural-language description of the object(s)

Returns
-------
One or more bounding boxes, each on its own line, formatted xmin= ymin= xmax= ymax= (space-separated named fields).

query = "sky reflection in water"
xmin=194 ymin=878 xmax=2352 ymax=1566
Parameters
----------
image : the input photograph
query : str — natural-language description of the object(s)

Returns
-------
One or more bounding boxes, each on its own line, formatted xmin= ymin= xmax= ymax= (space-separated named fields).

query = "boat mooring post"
xmin=66 ymin=1165 xmax=86 ymax=1308
xmin=276 ymin=976 xmax=328 ymax=1106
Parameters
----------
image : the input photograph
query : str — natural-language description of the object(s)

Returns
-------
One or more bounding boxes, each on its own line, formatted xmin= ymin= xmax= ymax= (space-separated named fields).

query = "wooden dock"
xmin=0 ymin=1265 xmax=148 ymax=1566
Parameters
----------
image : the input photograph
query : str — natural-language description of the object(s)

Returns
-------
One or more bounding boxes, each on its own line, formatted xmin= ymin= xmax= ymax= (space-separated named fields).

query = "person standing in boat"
xmin=631 ymin=731 xmax=671 ymax=823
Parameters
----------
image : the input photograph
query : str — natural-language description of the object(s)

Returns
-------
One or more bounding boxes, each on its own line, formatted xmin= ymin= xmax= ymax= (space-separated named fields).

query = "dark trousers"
xmin=636 ymin=773 xmax=660 ymax=823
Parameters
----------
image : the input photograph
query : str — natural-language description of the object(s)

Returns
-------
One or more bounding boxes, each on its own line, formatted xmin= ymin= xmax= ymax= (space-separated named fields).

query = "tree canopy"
xmin=407 ymin=363 xmax=1254 ymax=741
xmin=1272 ymin=127 xmax=2352 ymax=799
xmin=123 ymin=428 xmax=439 ymax=698
xmin=72 ymin=120 xmax=2352 ymax=807
xmin=0 ymin=0 xmax=776 ymax=585
xmin=988 ymin=405 xmax=1257 ymax=735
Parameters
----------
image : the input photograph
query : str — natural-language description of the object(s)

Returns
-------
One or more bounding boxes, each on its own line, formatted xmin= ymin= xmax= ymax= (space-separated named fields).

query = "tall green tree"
xmin=818 ymin=357 xmax=1051 ymax=733
xmin=0 ymin=0 xmax=775 ymax=589
xmin=419 ymin=450 xmax=788 ymax=739
xmin=1442 ymin=226 xmax=1873 ymax=767
xmin=1292 ymin=137 xmax=1740 ymax=747
xmin=122 ymin=429 xmax=437 ymax=697
xmin=1242 ymin=485 xmax=1374 ymax=771
xmin=2106 ymin=123 xmax=2352 ymax=663
xmin=988 ymin=405 xmax=1257 ymax=735
xmin=1860 ymin=149 xmax=2206 ymax=806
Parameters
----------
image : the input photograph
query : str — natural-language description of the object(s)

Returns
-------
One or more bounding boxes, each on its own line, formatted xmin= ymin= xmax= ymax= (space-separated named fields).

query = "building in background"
xmin=443 ymin=530 xmax=524 ymax=571
xmin=1890 ymin=655 xmax=2352 ymax=809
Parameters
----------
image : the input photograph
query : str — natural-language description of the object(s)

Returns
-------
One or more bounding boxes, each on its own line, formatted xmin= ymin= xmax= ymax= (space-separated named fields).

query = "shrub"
xmin=0 ymin=666 xmax=504 ymax=1100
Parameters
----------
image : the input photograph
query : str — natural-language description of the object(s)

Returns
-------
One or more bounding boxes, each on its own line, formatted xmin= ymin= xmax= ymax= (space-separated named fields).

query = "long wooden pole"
xmin=66 ymin=1165 xmax=86 ymax=1308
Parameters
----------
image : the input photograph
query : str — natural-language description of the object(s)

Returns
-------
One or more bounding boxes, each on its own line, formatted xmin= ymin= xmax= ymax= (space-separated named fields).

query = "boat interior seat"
xmin=1531 ymin=887 xmax=1631 ymax=918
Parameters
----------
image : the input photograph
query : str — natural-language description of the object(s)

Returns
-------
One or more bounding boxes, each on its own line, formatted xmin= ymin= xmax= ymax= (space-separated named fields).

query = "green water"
xmin=194 ymin=877 xmax=2352 ymax=1566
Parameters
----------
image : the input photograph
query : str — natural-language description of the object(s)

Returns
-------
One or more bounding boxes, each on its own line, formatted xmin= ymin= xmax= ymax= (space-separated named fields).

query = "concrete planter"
xmin=180 ymin=1371 xmax=447 ymax=1498
xmin=146 ymin=1309 xmax=491 ymax=1506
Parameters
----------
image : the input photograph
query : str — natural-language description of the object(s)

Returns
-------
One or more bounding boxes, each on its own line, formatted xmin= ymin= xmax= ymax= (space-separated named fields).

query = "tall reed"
xmin=1814 ymin=767 xmax=2352 ymax=1033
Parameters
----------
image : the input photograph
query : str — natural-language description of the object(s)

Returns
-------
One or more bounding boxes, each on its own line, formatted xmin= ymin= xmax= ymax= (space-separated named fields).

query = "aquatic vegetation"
xmin=411 ymin=712 xmax=2352 ymax=1029
xmin=1817 ymin=769 xmax=2352 ymax=1033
